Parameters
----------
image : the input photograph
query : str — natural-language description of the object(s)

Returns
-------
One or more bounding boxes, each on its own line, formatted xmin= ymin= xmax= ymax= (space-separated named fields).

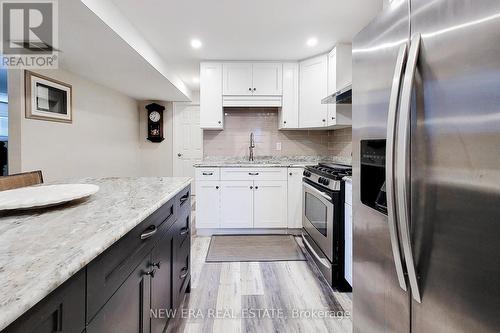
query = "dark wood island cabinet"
xmin=3 ymin=185 xmax=191 ymax=333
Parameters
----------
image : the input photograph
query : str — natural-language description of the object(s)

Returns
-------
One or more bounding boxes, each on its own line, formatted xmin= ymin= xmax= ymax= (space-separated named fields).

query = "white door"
xmin=253 ymin=181 xmax=287 ymax=228
xmin=195 ymin=181 xmax=221 ymax=228
xmin=287 ymin=168 xmax=303 ymax=228
xmin=220 ymin=181 xmax=254 ymax=228
xmin=223 ymin=63 xmax=253 ymax=95
xmin=252 ymin=63 xmax=282 ymax=95
xmin=173 ymin=103 xmax=203 ymax=187
xmin=200 ymin=62 xmax=223 ymax=129
xmin=299 ymin=54 xmax=328 ymax=128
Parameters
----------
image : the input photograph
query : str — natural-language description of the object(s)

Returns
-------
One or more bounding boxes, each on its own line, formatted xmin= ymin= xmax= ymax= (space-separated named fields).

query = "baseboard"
xmin=196 ymin=228 xmax=302 ymax=236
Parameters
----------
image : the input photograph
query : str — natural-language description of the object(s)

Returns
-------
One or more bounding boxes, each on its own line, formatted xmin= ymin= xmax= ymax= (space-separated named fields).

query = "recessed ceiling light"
xmin=192 ymin=77 xmax=200 ymax=83
xmin=190 ymin=39 xmax=202 ymax=49
xmin=307 ymin=37 xmax=318 ymax=47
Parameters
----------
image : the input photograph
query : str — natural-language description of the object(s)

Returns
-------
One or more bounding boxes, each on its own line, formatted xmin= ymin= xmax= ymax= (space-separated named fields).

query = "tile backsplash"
xmin=203 ymin=108 xmax=352 ymax=159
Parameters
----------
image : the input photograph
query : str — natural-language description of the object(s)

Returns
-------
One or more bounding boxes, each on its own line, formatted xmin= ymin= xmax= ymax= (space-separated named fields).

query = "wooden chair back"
xmin=0 ymin=170 xmax=44 ymax=191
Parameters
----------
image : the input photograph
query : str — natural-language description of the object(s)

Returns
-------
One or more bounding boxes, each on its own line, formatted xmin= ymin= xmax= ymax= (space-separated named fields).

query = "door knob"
xmin=177 ymin=153 xmax=182 ymax=157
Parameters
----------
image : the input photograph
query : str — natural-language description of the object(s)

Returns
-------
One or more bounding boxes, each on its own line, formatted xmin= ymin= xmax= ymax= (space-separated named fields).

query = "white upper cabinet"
xmin=279 ymin=62 xmax=299 ymax=129
xmin=223 ymin=63 xmax=253 ymax=95
xmin=327 ymin=44 xmax=352 ymax=128
xmin=200 ymin=62 xmax=223 ymax=129
xmin=299 ymin=54 xmax=328 ymax=128
xmin=252 ymin=63 xmax=283 ymax=95
xmin=223 ymin=63 xmax=282 ymax=96
xmin=327 ymin=48 xmax=337 ymax=96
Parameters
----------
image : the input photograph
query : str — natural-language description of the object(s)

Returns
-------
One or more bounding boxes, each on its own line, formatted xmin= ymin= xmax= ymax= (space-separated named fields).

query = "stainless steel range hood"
xmin=321 ymin=84 xmax=352 ymax=104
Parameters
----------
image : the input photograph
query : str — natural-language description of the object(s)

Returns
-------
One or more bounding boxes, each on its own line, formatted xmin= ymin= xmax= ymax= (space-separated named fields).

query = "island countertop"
xmin=0 ymin=177 xmax=192 ymax=331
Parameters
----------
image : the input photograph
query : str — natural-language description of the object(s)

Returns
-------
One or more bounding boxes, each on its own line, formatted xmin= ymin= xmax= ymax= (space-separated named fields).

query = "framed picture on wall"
xmin=25 ymin=71 xmax=73 ymax=123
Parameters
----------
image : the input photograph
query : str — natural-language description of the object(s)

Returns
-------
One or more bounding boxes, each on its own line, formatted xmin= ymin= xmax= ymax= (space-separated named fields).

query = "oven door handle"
xmin=303 ymin=182 xmax=332 ymax=201
xmin=302 ymin=234 xmax=330 ymax=268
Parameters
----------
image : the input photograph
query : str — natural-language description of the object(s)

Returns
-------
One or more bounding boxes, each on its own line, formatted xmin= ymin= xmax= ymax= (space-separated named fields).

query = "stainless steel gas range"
xmin=302 ymin=163 xmax=351 ymax=291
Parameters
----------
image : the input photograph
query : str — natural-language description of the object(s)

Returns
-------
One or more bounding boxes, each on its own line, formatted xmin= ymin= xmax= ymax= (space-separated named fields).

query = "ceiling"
xmin=57 ymin=0 xmax=191 ymax=101
xmin=110 ymin=0 xmax=384 ymax=91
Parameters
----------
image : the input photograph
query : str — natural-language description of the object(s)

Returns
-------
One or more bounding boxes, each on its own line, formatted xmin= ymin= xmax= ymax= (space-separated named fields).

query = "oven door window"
xmin=305 ymin=192 xmax=328 ymax=237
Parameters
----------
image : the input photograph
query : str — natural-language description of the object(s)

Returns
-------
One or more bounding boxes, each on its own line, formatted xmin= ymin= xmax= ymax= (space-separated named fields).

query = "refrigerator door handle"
xmin=386 ymin=43 xmax=409 ymax=292
xmin=396 ymin=33 xmax=422 ymax=303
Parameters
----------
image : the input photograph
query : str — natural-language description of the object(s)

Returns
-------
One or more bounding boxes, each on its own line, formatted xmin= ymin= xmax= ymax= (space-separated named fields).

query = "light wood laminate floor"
xmin=169 ymin=236 xmax=352 ymax=333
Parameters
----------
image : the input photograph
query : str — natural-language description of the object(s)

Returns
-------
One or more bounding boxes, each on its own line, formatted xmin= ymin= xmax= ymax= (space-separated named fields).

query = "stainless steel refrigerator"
xmin=352 ymin=0 xmax=500 ymax=332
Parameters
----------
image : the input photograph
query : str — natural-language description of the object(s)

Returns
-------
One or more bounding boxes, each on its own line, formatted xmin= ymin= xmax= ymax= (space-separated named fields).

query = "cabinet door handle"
xmin=180 ymin=194 xmax=189 ymax=204
xmin=289 ymin=172 xmax=292 ymax=176
xmin=322 ymin=119 xmax=326 ymax=122
xmin=253 ymin=88 xmax=256 ymax=91
xmin=202 ymin=172 xmax=213 ymax=176
xmin=216 ymin=186 xmax=219 ymax=189
xmin=284 ymin=121 xmax=287 ymax=124
xmin=179 ymin=267 xmax=189 ymax=279
xmin=248 ymin=87 xmax=252 ymax=91
xmin=250 ymin=186 xmax=253 ymax=189
xmin=144 ymin=269 xmax=156 ymax=278
xmin=140 ymin=225 xmax=157 ymax=240
xmin=180 ymin=227 xmax=189 ymax=236
xmin=255 ymin=186 xmax=259 ymax=190
xmin=218 ymin=120 xmax=222 ymax=124
xmin=151 ymin=261 xmax=161 ymax=269
xmin=248 ymin=172 xmax=259 ymax=175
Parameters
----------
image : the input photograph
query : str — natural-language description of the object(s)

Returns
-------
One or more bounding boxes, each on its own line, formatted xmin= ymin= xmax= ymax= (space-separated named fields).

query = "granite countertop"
xmin=194 ymin=156 xmax=352 ymax=168
xmin=0 ymin=177 xmax=192 ymax=331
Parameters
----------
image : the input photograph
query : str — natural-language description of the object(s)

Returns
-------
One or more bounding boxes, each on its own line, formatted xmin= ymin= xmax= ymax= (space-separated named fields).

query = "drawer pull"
xmin=180 ymin=227 xmax=189 ymax=236
xmin=180 ymin=194 xmax=189 ymax=204
xmin=140 ymin=225 xmax=157 ymax=240
xmin=144 ymin=269 xmax=156 ymax=278
xmin=202 ymin=172 xmax=213 ymax=176
xmin=179 ymin=268 xmax=188 ymax=279
xmin=248 ymin=172 xmax=259 ymax=176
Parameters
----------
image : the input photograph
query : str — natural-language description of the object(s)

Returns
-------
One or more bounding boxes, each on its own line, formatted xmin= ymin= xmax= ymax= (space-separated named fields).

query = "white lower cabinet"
xmin=220 ymin=181 xmax=254 ymax=228
xmin=287 ymin=168 xmax=303 ymax=228
xmin=196 ymin=168 xmax=290 ymax=229
xmin=195 ymin=181 xmax=221 ymax=228
xmin=253 ymin=181 xmax=287 ymax=228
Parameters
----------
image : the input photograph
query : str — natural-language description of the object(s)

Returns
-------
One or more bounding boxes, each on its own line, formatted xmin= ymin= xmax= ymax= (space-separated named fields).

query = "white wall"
xmin=8 ymin=68 xmax=144 ymax=181
xmin=138 ymin=100 xmax=174 ymax=176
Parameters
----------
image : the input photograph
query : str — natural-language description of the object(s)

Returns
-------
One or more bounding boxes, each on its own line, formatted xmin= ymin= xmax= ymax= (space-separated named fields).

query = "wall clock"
xmin=146 ymin=103 xmax=165 ymax=142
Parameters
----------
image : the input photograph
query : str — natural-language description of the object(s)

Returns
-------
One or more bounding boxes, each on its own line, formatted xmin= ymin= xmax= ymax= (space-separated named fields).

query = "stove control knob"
xmin=303 ymin=170 xmax=311 ymax=177
xmin=318 ymin=177 xmax=324 ymax=184
xmin=323 ymin=178 xmax=330 ymax=185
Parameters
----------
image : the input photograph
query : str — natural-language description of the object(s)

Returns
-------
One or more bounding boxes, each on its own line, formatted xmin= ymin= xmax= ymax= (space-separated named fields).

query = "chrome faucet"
xmin=249 ymin=132 xmax=255 ymax=161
